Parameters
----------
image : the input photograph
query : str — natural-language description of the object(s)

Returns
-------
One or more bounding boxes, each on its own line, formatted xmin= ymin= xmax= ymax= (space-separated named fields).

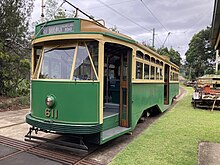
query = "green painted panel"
xmin=34 ymin=18 xmax=135 ymax=43
xmin=26 ymin=114 xmax=102 ymax=134
xmin=31 ymin=80 xmax=99 ymax=124
xmin=169 ymin=83 xmax=179 ymax=104
xmin=102 ymin=114 xmax=119 ymax=131
xmin=35 ymin=18 xmax=81 ymax=38
xmin=131 ymin=83 xmax=164 ymax=129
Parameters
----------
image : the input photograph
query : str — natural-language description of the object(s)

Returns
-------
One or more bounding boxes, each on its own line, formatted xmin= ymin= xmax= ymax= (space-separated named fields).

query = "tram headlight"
xmin=45 ymin=95 xmax=55 ymax=108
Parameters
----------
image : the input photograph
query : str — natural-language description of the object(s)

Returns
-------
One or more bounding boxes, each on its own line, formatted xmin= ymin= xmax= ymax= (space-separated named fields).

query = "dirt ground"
xmin=0 ymin=96 xmax=29 ymax=112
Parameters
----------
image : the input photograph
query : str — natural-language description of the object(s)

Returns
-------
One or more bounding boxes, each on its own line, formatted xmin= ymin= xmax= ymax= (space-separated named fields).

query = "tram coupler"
xmin=25 ymin=126 xmax=39 ymax=138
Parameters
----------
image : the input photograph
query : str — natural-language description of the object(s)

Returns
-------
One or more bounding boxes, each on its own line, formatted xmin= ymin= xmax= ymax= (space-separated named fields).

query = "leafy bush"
xmin=0 ymin=51 xmax=30 ymax=97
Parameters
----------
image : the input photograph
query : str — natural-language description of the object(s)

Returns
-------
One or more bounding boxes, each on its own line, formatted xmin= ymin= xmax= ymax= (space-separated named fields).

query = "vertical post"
xmin=41 ymin=0 xmax=45 ymax=22
xmin=216 ymin=49 xmax=219 ymax=74
xmin=152 ymin=28 xmax=155 ymax=48
xmin=99 ymin=41 xmax=104 ymax=124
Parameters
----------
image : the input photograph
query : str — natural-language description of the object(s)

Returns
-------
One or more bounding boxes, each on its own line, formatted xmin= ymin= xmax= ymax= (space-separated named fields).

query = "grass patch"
xmin=110 ymin=87 xmax=220 ymax=165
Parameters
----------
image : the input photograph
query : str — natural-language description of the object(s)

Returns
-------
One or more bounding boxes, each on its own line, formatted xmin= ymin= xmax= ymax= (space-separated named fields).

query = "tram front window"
xmin=39 ymin=47 xmax=75 ymax=79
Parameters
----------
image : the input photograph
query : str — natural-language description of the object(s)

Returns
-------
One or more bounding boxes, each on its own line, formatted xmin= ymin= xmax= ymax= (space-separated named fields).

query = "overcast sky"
xmin=31 ymin=0 xmax=215 ymax=60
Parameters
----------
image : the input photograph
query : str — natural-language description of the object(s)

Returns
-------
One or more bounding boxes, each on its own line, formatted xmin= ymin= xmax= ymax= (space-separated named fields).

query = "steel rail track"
xmin=0 ymin=135 xmax=102 ymax=164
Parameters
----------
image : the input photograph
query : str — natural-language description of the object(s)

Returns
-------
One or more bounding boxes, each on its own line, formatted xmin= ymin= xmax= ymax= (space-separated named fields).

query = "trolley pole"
xmin=41 ymin=0 xmax=45 ymax=22
xmin=152 ymin=28 xmax=155 ymax=48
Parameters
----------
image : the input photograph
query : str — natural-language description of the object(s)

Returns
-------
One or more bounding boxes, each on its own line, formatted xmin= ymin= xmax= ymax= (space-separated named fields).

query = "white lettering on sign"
xmin=41 ymin=22 xmax=74 ymax=35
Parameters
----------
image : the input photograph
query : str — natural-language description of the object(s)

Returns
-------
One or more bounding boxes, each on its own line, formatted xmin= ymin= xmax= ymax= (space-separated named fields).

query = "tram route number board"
xmin=41 ymin=22 xmax=74 ymax=35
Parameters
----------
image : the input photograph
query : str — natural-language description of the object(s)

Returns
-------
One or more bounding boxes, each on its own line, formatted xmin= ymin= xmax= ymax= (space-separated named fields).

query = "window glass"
xmin=73 ymin=44 xmax=97 ymax=80
xmin=136 ymin=51 xmax=143 ymax=59
xmin=33 ymin=47 xmax=42 ymax=74
xmin=145 ymin=54 xmax=150 ymax=61
xmin=86 ymin=41 xmax=99 ymax=76
xmin=160 ymin=68 xmax=163 ymax=80
xmin=156 ymin=67 xmax=160 ymax=80
xmin=151 ymin=66 xmax=155 ymax=80
xmin=174 ymin=73 xmax=179 ymax=81
xmin=136 ymin=61 xmax=143 ymax=79
xmin=151 ymin=57 xmax=155 ymax=63
xmin=144 ymin=64 xmax=149 ymax=79
xmin=170 ymin=72 xmax=174 ymax=81
xmin=39 ymin=47 xmax=75 ymax=79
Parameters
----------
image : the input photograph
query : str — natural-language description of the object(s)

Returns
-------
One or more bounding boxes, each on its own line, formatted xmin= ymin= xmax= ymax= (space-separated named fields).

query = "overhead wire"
xmin=139 ymin=0 xmax=168 ymax=32
xmin=84 ymin=0 xmax=135 ymax=10
xmin=138 ymin=0 xmax=176 ymax=48
xmin=96 ymin=0 xmax=152 ymax=33
xmin=75 ymin=0 xmax=140 ymax=36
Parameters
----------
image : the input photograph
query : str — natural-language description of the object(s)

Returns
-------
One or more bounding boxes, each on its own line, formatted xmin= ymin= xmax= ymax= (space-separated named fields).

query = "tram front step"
xmin=102 ymin=126 xmax=131 ymax=142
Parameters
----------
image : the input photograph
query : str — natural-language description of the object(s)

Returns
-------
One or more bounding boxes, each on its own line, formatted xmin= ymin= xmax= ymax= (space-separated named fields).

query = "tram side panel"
xmin=131 ymin=83 xmax=164 ymax=130
xmin=169 ymin=83 xmax=179 ymax=104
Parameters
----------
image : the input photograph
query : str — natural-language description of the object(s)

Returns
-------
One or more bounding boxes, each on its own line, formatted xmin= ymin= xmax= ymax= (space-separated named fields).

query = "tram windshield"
xmin=37 ymin=41 xmax=99 ymax=80
xmin=39 ymin=47 xmax=75 ymax=79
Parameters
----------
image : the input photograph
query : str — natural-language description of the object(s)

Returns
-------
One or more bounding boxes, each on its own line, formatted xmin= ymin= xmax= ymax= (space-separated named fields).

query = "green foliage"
xmin=0 ymin=51 xmax=30 ymax=96
xmin=0 ymin=0 xmax=33 ymax=96
xmin=141 ymin=41 xmax=181 ymax=66
xmin=185 ymin=27 xmax=215 ymax=80
xmin=157 ymin=47 xmax=181 ymax=66
xmin=141 ymin=41 xmax=156 ymax=52
xmin=43 ymin=0 xmax=74 ymax=21
xmin=0 ymin=0 xmax=33 ymax=46
xmin=111 ymin=87 xmax=220 ymax=165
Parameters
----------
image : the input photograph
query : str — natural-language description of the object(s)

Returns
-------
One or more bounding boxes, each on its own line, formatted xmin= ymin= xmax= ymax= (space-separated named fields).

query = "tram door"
xmin=164 ymin=64 xmax=170 ymax=104
xmin=103 ymin=43 xmax=130 ymax=128
xmin=120 ymin=52 xmax=129 ymax=127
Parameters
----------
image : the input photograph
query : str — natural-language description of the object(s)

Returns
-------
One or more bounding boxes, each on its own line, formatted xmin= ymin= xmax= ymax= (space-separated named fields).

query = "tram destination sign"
xmin=41 ymin=22 xmax=75 ymax=35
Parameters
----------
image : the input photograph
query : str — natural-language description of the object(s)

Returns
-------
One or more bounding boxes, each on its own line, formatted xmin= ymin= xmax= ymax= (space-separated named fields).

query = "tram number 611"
xmin=45 ymin=108 xmax=58 ymax=119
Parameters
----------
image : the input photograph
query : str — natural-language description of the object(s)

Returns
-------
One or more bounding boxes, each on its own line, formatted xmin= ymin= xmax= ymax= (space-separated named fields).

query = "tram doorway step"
xmin=102 ymin=126 xmax=131 ymax=141
xmin=163 ymin=104 xmax=170 ymax=111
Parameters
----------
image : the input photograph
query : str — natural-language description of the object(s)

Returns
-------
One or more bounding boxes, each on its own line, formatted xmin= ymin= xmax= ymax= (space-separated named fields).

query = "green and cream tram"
xmin=26 ymin=18 xmax=179 ymax=145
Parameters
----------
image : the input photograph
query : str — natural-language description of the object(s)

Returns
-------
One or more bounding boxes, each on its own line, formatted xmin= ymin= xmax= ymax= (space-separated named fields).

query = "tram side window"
xmin=136 ymin=62 xmax=143 ymax=79
xmin=160 ymin=68 xmax=163 ymax=80
xmin=33 ymin=47 xmax=42 ymax=75
xmin=136 ymin=51 xmax=144 ymax=59
xmin=39 ymin=47 xmax=75 ymax=79
xmin=174 ymin=73 xmax=178 ymax=81
xmin=144 ymin=64 xmax=149 ymax=79
xmin=73 ymin=45 xmax=97 ymax=80
xmin=144 ymin=54 xmax=150 ymax=61
xmin=170 ymin=72 xmax=174 ymax=81
xmin=151 ymin=66 xmax=155 ymax=80
xmin=86 ymin=41 xmax=99 ymax=76
xmin=156 ymin=67 xmax=160 ymax=80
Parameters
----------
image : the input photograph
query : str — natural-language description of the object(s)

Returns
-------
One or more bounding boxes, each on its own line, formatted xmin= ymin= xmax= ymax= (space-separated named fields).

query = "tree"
xmin=168 ymin=47 xmax=181 ymax=66
xmin=0 ymin=0 xmax=33 ymax=49
xmin=157 ymin=47 xmax=181 ymax=66
xmin=141 ymin=41 xmax=156 ymax=52
xmin=185 ymin=27 xmax=215 ymax=80
xmin=0 ymin=0 xmax=34 ymax=96
xmin=43 ymin=0 xmax=75 ymax=21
